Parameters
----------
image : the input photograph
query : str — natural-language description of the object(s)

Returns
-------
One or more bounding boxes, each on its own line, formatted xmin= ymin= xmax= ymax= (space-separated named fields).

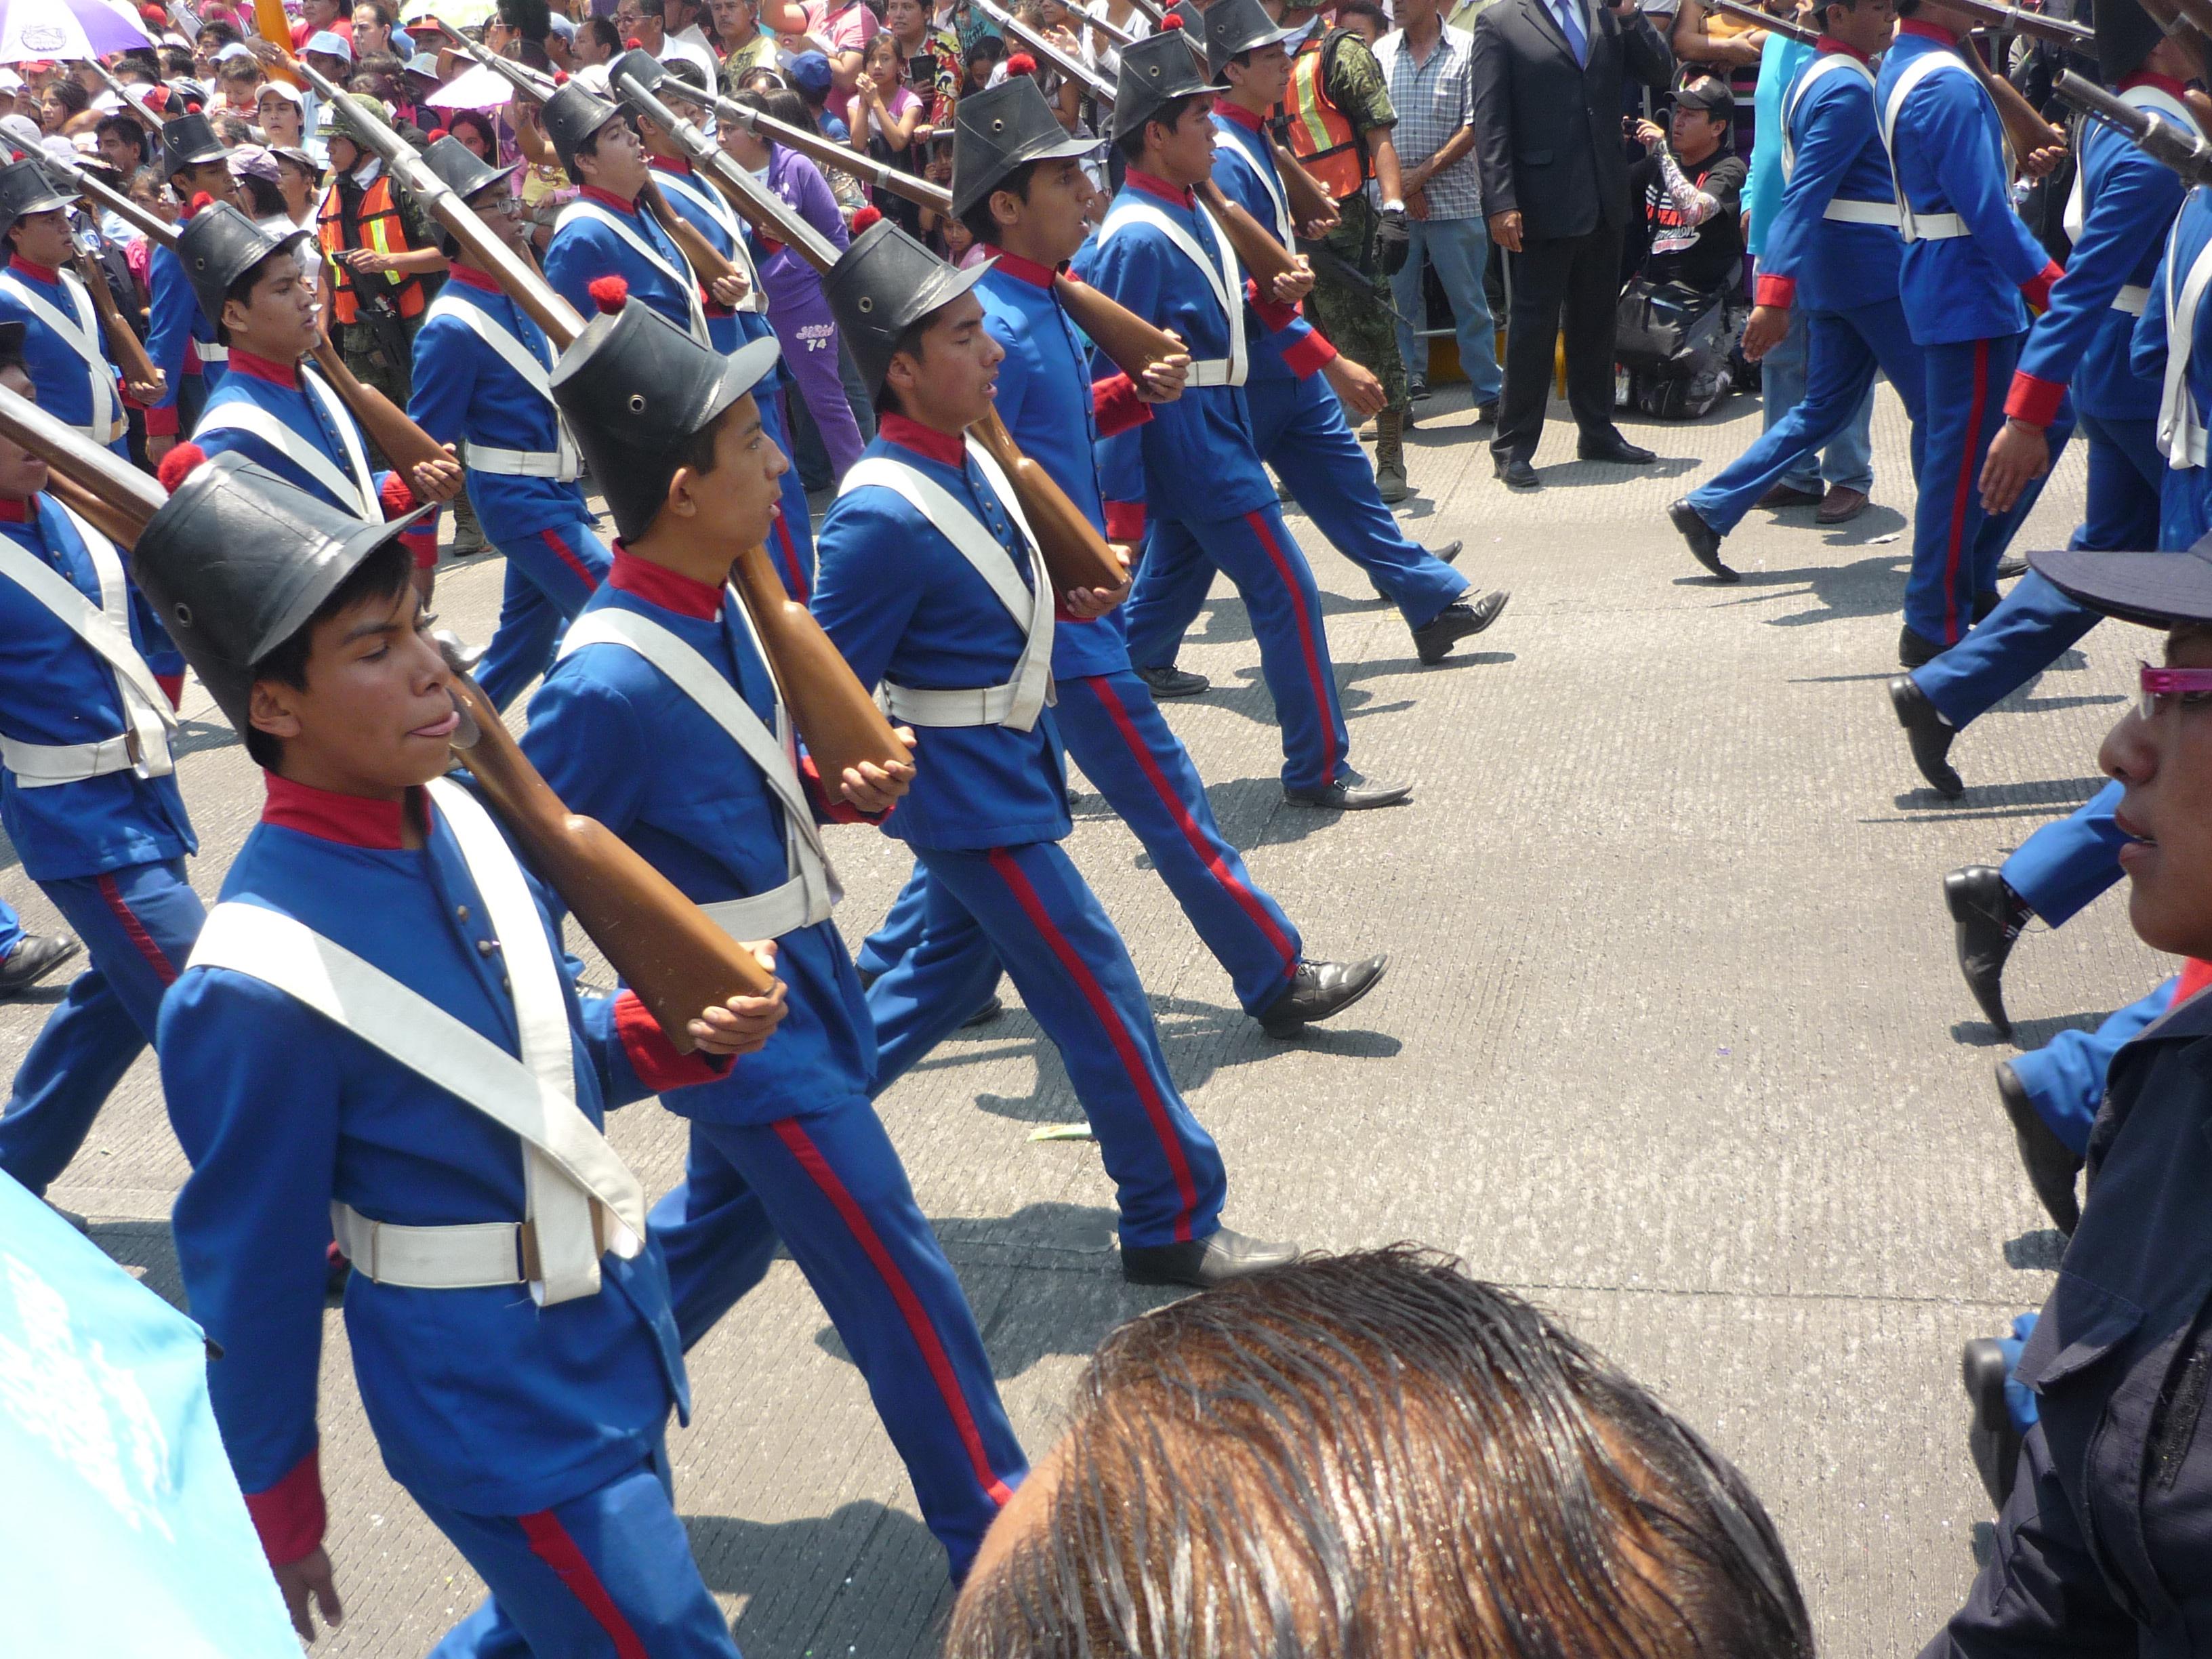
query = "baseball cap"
xmin=256 ymin=79 xmax=305 ymax=106
xmin=1674 ymin=75 xmax=1734 ymax=116
xmin=2032 ymin=541 xmax=2212 ymax=630
xmin=304 ymin=29 xmax=354 ymax=62
xmin=781 ymin=49 xmax=832 ymax=100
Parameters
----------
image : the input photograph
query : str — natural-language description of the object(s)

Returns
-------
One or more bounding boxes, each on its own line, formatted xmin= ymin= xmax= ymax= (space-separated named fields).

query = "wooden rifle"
xmin=1698 ymin=0 xmax=1816 ymax=45
xmin=2057 ymin=68 xmax=2212 ymax=185
xmin=1944 ymin=0 xmax=2095 ymax=52
xmin=1950 ymin=30 xmax=2069 ymax=163
xmin=711 ymin=86 xmax=954 ymax=212
xmin=87 ymin=61 xmax=169 ymax=129
xmin=34 ymin=155 xmax=168 ymax=404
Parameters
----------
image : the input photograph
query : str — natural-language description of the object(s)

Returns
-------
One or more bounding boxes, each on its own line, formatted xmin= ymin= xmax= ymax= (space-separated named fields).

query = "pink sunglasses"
xmin=2138 ymin=662 xmax=2212 ymax=720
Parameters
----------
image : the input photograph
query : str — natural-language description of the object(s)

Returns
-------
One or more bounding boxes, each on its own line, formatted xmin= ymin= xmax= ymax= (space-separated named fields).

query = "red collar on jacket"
xmin=445 ymin=263 xmax=502 ymax=294
xmin=1814 ymin=33 xmax=1870 ymax=62
xmin=982 ymin=245 xmax=1057 ymax=288
xmin=2122 ymin=70 xmax=2191 ymax=99
xmin=609 ymin=544 xmax=724 ymax=619
xmin=579 ymin=184 xmax=640 ymax=216
xmin=7 ymin=255 xmax=58 ymax=283
xmin=0 ymin=493 xmax=33 ymax=523
xmin=1214 ymin=100 xmax=1267 ymax=134
xmin=649 ymin=154 xmax=693 ymax=175
xmin=226 ymin=348 xmax=302 ymax=388
xmin=262 ymin=773 xmax=424 ymax=849
xmin=1898 ymin=18 xmax=1963 ymax=43
xmin=1127 ymin=169 xmax=1196 ymax=209
xmin=878 ymin=411 xmax=967 ymax=467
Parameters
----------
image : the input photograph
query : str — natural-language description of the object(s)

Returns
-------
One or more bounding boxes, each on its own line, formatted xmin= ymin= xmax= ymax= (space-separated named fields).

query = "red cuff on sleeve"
xmin=378 ymin=472 xmax=419 ymax=519
xmin=142 ymin=403 xmax=178 ymax=437
xmin=1246 ymin=276 xmax=1301 ymax=334
xmin=1279 ymin=328 xmax=1338 ymax=377
xmin=244 ymin=1448 xmax=327 ymax=1568
xmin=1103 ymin=499 xmax=1147 ymax=541
xmin=401 ymin=527 xmax=439 ymax=569
xmin=156 ymin=673 xmax=184 ymax=710
xmin=1091 ymin=373 xmax=1154 ymax=438
xmin=1753 ymin=272 xmax=1796 ymax=309
xmin=2020 ymin=260 xmax=2063 ymax=312
xmin=614 ymin=988 xmax=733 ymax=1092
xmin=798 ymin=752 xmax=884 ymax=825
xmin=2004 ymin=371 xmax=2067 ymax=430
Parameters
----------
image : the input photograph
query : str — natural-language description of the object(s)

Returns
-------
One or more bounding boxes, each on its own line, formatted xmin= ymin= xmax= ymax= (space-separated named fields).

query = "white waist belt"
xmin=2114 ymin=284 xmax=2150 ymax=316
xmin=1824 ymin=199 xmax=1900 ymax=226
xmin=1185 ymin=358 xmax=1242 ymax=388
xmin=191 ymin=340 xmax=228 ymax=363
xmin=882 ymin=676 xmax=1052 ymax=728
xmin=463 ymin=441 xmax=580 ymax=480
xmin=2 ymin=731 xmax=145 ymax=789
xmin=699 ymin=873 xmax=817 ymax=942
xmin=1904 ymin=211 xmax=1967 ymax=242
xmin=333 ymin=1200 xmax=609 ymax=1290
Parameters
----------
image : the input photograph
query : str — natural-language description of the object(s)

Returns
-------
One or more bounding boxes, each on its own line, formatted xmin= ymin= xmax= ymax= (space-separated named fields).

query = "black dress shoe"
xmin=1258 ymin=955 xmax=1389 ymax=1036
xmin=0 ymin=933 xmax=79 ymax=997
xmin=1122 ymin=1226 xmax=1299 ymax=1288
xmin=1284 ymin=768 xmax=1413 ymax=811
xmin=1994 ymin=555 xmax=2027 ymax=581
xmin=1431 ymin=539 xmax=1463 ymax=565
xmin=1996 ymin=1060 xmax=2081 ymax=1235
xmin=1494 ymin=451 xmax=1540 ymax=491
xmin=1946 ymin=864 xmax=2034 ymax=1037
xmin=1473 ymin=400 xmax=1500 ymax=426
xmin=1889 ymin=676 xmax=1962 ymax=798
xmin=962 ymin=992 xmax=1004 ymax=1028
xmin=1963 ymin=1337 xmax=2024 ymax=1511
xmin=1898 ymin=624 xmax=1947 ymax=668
xmin=1136 ymin=663 xmax=1210 ymax=698
xmin=1578 ymin=432 xmax=1656 ymax=464
xmin=1413 ymin=590 xmax=1510 ymax=663
xmin=1668 ymin=497 xmax=1737 ymax=581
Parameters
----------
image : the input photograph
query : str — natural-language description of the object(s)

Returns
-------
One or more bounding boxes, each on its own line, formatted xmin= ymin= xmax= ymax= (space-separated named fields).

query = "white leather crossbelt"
xmin=1183 ymin=359 xmax=1237 ymax=386
xmin=331 ymin=1204 xmax=546 ymax=1289
xmin=192 ymin=339 xmax=227 ymax=363
xmin=462 ymin=442 xmax=573 ymax=477
xmin=1823 ymin=199 xmax=1900 ymax=226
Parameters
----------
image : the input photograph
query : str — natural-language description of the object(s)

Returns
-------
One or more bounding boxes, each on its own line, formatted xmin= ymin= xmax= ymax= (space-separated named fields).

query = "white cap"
xmin=0 ymin=70 xmax=26 ymax=92
xmin=256 ymin=79 xmax=305 ymax=106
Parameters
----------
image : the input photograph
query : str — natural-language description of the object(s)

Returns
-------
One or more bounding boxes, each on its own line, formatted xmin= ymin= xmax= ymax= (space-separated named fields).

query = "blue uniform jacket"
xmin=159 ymin=778 xmax=710 ymax=1551
xmin=545 ymin=184 xmax=706 ymax=344
xmin=647 ymin=157 xmax=785 ymax=382
xmin=0 ymin=255 xmax=124 ymax=436
xmin=1071 ymin=171 xmax=1278 ymax=537
xmin=192 ymin=351 xmax=393 ymax=516
xmin=1877 ymin=23 xmax=2060 ymax=344
xmin=2009 ymin=81 xmax=2190 ymax=427
xmin=522 ymin=557 xmax=876 ymax=1122
xmin=1208 ymin=107 xmax=1336 ymax=385
xmin=976 ymin=252 xmax=1149 ymax=681
xmin=407 ymin=266 xmax=594 ymax=544
xmin=2131 ymin=185 xmax=2212 ymax=546
xmin=1753 ymin=41 xmax=1902 ymax=316
xmin=0 ymin=495 xmax=194 ymax=882
xmin=812 ymin=418 xmax=1072 ymax=851
xmin=145 ymin=237 xmax=224 ymax=424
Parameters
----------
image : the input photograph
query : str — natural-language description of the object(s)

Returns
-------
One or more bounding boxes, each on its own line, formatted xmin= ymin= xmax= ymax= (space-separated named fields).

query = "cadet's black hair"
xmin=871 ymin=315 xmax=934 ymax=419
xmin=958 ymin=157 xmax=1039 ymax=249
xmin=0 ymin=333 xmax=28 ymax=381
xmin=245 ymin=537 xmax=417 ymax=769
xmin=565 ymin=110 xmax=634 ymax=186
xmin=497 ymin=0 xmax=552 ymax=39
xmin=96 ymin=112 xmax=150 ymax=163
xmin=215 ymin=249 xmax=298 ymax=347
xmin=1115 ymin=92 xmax=1200 ymax=163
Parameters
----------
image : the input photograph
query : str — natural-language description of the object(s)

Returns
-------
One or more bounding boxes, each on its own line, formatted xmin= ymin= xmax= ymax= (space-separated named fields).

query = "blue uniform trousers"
xmin=474 ymin=519 xmax=613 ymax=712
xmin=1908 ymin=333 xmax=2076 ymax=648
xmin=1685 ymin=298 xmax=1925 ymax=537
xmin=0 ymin=897 xmax=22 ymax=960
xmin=2011 ymin=973 xmax=2179 ymax=1158
xmin=857 ymin=672 xmax=1305 ymax=1017
xmin=2003 ymin=779 xmax=2127 ymax=927
xmin=865 ymin=840 xmax=1227 ymax=1249
xmin=421 ymin=1437 xmax=740 ymax=1659
xmin=0 ymin=858 xmax=203 ymax=1195
xmin=648 ymin=1106 xmax=1021 ymax=1578
xmin=1913 ymin=412 xmax=2158 ymax=729
xmin=1122 ymin=504 xmax=1350 ymax=794
xmin=762 ymin=391 xmax=817 ymax=602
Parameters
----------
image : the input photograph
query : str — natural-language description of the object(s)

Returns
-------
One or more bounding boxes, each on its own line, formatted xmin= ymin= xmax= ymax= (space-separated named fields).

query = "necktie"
xmin=1557 ymin=0 xmax=1587 ymax=64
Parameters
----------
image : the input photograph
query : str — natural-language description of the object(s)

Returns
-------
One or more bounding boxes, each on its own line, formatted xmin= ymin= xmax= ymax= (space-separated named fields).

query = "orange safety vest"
xmin=318 ymin=171 xmax=425 ymax=325
xmin=1282 ymin=31 xmax=1368 ymax=201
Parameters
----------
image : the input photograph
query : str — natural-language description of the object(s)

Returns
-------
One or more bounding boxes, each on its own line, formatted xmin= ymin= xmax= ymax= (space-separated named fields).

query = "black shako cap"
xmin=951 ymin=75 xmax=1099 ymax=218
xmin=0 ymin=157 xmax=72 ymax=243
xmin=176 ymin=201 xmax=311 ymax=330
xmin=550 ymin=293 xmax=782 ymax=543
xmin=541 ymin=80 xmax=626 ymax=173
xmin=161 ymin=111 xmax=229 ymax=172
xmin=2031 ymin=539 xmax=2212 ymax=631
xmin=1204 ymin=0 xmax=1298 ymax=81
xmin=823 ymin=216 xmax=992 ymax=394
xmin=421 ymin=132 xmax=520 ymax=203
xmin=134 ymin=451 xmax=435 ymax=735
xmin=1111 ymin=26 xmax=1227 ymax=142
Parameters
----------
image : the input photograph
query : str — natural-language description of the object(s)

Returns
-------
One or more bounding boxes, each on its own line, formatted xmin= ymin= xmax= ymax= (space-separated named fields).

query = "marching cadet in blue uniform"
xmin=0 ymin=325 xmax=199 ymax=1200
xmin=814 ymin=218 xmax=1297 ymax=1288
xmin=1890 ymin=5 xmax=2198 ymax=796
xmin=0 ymin=159 xmax=154 ymax=459
xmin=144 ymin=115 xmax=235 ymax=451
xmin=1876 ymin=0 xmax=2070 ymax=668
xmin=860 ymin=75 xmax=1389 ymax=1042
xmin=406 ymin=136 xmax=611 ymax=711
xmin=1669 ymin=0 xmax=1927 ymax=581
xmin=182 ymin=203 xmax=461 ymax=587
xmin=1073 ymin=30 xmax=1412 ymax=811
xmin=1160 ymin=0 xmax=1507 ymax=670
xmin=614 ymin=51 xmax=821 ymax=600
xmin=138 ymin=447 xmax=785 ymax=1654
xmin=527 ymin=287 xmax=1027 ymax=1581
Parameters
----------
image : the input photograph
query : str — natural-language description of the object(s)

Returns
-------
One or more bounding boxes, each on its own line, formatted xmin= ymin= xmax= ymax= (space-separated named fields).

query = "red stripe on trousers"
xmin=770 ymin=1118 xmax=1014 ymax=1507
xmin=1945 ymin=337 xmax=1991 ymax=643
xmin=97 ymin=874 xmax=177 ymax=986
xmin=1086 ymin=674 xmax=1296 ymax=966
xmin=985 ymin=847 xmax=1199 ymax=1242
xmin=1242 ymin=510 xmax=1341 ymax=789
xmin=514 ymin=1510 xmax=650 ymax=1659
xmin=773 ymin=514 xmax=808 ymax=602
xmin=539 ymin=529 xmax=598 ymax=590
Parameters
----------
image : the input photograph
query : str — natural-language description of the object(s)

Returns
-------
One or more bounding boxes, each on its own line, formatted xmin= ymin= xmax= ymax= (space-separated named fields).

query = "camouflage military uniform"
xmin=1292 ymin=31 xmax=1409 ymax=416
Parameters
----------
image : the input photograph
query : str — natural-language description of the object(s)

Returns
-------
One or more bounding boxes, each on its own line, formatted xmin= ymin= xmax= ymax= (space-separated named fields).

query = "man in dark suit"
xmin=1470 ymin=0 xmax=1671 ymax=487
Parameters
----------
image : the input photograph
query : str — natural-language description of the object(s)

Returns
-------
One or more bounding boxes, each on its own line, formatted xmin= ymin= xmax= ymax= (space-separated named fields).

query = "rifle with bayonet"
xmin=2056 ymin=66 xmax=2212 ymax=185
xmin=1945 ymin=0 xmax=2095 ymax=52
xmin=712 ymin=86 xmax=954 ymax=211
xmin=35 ymin=152 xmax=168 ymax=405
xmin=1700 ymin=0 xmax=1816 ymax=45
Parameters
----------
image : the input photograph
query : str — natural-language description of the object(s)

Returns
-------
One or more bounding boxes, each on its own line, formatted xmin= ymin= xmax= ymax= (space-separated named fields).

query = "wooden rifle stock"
xmin=1698 ymin=0 xmax=1816 ymax=44
xmin=73 ymin=250 xmax=163 ymax=403
xmin=1193 ymin=176 xmax=1302 ymax=287
xmin=1944 ymin=0 xmax=2095 ymax=50
xmin=968 ymin=407 xmax=1128 ymax=590
xmin=638 ymin=170 xmax=755 ymax=298
xmin=1271 ymin=142 xmax=1338 ymax=230
xmin=0 ymin=382 xmax=167 ymax=535
xmin=1050 ymin=269 xmax=1187 ymax=380
xmin=1954 ymin=39 xmax=2066 ymax=163
xmin=712 ymin=89 xmax=953 ymax=211
xmin=724 ymin=550 xmax=907 ymax=781
xmin=308 ymin=335 xmax=453 ymax=477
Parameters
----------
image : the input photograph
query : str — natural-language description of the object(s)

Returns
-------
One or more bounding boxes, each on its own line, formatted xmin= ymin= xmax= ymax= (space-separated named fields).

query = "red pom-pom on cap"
xmin=155 ymin=443 xmax=207 ymax=494
xmin=1006 ymin=51 xmax=1036 ymax=73
xmin=1160 ymin=12 xmax=1184 ymax=27
xmin=849 ymin=203 xmax=882 ymax=232
xmin=554 ymin=68 xmax=571 ymax=83
xmin=188 ymin=191 xmax=215 ymax=215
xmin=625 ymin=35 xmax=643 ymax=47
xmin=588 ymin=275 xmax=629 ymax=314
xmin=426 ymin=125 xmax=449 ymax=141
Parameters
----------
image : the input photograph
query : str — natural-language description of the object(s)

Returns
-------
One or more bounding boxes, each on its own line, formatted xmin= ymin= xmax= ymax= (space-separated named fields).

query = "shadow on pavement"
xmin=686 ymin=1504 xmax=952 ymax=1659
